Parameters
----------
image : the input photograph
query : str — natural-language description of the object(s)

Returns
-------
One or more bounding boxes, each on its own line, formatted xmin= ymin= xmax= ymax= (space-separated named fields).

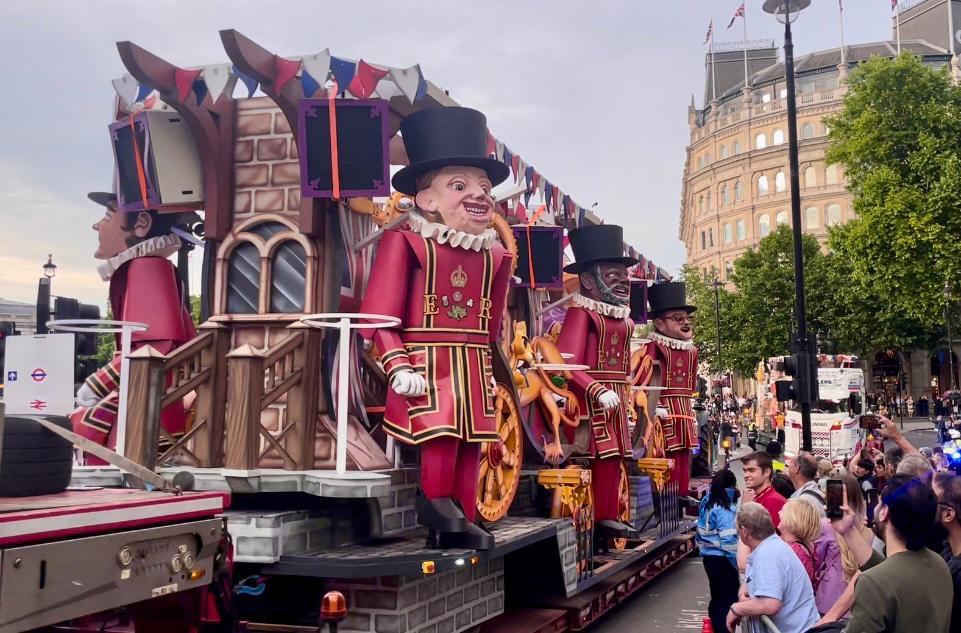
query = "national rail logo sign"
xmin=31 ymin=368 xmax=47 ymax=383
xmin=4 ymin=334 xmax=74 ymax=415
xmin=29 ymin=400 xmax=47 ymax=411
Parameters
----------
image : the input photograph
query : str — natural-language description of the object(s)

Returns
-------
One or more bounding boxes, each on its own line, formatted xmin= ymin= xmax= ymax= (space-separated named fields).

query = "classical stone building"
xmin=680 ymin=0 xmax=961 ymax=400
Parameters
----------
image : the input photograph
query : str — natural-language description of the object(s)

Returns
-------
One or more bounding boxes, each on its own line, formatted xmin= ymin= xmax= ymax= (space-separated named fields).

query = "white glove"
xmin=391 ymin=370 xmax=427 ymax=398
xmin=598 ymin=389 xmax=620 ymax=411
xmin=655 ymin=406 xmax=669 ymax=420
xmin=76 ymin=383 xmax=100 ymax=407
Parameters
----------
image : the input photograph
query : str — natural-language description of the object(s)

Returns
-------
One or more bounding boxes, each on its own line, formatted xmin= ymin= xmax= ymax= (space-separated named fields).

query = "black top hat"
xmin=563 ymin=224 xmax=638 ymax=274
xmin=648 ymin=281 xmax=697 ymax=315
xmin=87 ymin=191 xmax=118 ymax=208
xmin=391 ymin=107 xmax=510 ymax=195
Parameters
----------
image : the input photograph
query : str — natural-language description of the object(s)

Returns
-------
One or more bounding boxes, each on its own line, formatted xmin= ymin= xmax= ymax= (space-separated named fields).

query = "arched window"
xmin=805 ymin=206 xmax=819 ymax=228
xmin=697 ymin=156 xmax=704 ymax=169
xmin=757 ymin=174 xmax=769 ymax=195
xmin=734 ymin=180 xmax=742 ymax=200
xmin=708 ymin=228 xmax=714 ymax=247
xmin=701 ymin=231 xmax=706 ymax=250
xmin=756 ymin=133 xmax=768 ymax=150
xmin=725 ymin=260 xmax=734 ymax=279
xmin=721 ymin=184 xmax=730 ymax=205
xmin=826 ymin=164 xmax=840 ymax=185
xmin=776 ymin=210 xmax=789 ymax=226
xmin=227 ymin=243 xmax=261 ymax=314
xmin=724 ymin=223 xmax=733 ymax=243
xmin=761 ymin=92 xmax=772 ymax=103
xmin=801 ymin=122 xmax=815 ymax=139
xmin=269 ymin=241 xmax=307 ymax=313
xmin=733 ymin=140 xmax=741 ymax=154
xmin=804 ymin=166 xmax=817 ymax=188
xmin=773 ymin=129 xmax=785 ymax=145
xmin=759 ymin=214 xmax=771 ymax=237
xmin=736 ymin=219 xmax=746 ymax=240
xmin=720 ymin=144 xmax=729 ymax=159
xmin=706 ymin=191 xmax=712 ymax=211
xmin=699 ymin=195 xmax=704 ymax=214
xmin=775 ymin=171 xmax=787 ymax=192
xmin=826 ymin=203 xmax=842 ymax=225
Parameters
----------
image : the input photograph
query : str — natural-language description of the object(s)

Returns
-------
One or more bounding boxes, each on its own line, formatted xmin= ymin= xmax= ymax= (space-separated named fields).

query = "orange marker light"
xmin=321 ymin=590 xmax=347 ymax=622
xmin=422 ymin=560 xmax=436 ymax=575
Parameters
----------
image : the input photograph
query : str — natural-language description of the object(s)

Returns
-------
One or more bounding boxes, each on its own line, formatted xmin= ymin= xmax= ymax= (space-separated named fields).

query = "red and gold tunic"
xmin=646 ymin=332 xmax=699 ymax=451
xmin=555 ymin=295 xmax=633 ymax=459
xmin=361 ymin=218 xmax=513 ymax=445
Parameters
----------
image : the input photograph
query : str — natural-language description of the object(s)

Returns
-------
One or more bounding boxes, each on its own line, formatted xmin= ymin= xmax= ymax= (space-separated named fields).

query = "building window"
xmin=697 ymin=156 xmax=704 ymax=169
xmin=776 ymin=210 xmax=789 ymax=226
xmin=720 ymin=144 xmax=729 ymax=159
xmin=269 ymin=241 xmax=307 ymax=313
xmin=734 ymin=180 xmax=742 ymax=201
xmin=724 ymin=223 xmax=733 ymax=243
xmin=721 ymin=184 xmax=730 ymax=205
xmin=757 ymin=174 xmax=769 ymax=195
xmin=709 ymin=228 xmax=714 ymax=247
xmin=761 ymin=92 xmax=772 ymax=103
xmin=804 ymin=166 xmax=817 ymax=188
xmin=736 ymin=219 xmax=746 ymax=240
xmin=826 ymin=203 xmax=842 ymax=225
xmin=773 ymin=129 xmax=785 ymax=145
xmin=759 ymin=213 xmax=771 ymax=237
xmin=701 ymin=231 xmax=706 ymax=250
xmin=725 ymin=260 xmax=734 ymax=279
xmin=826 ymin=164 xmax=840 ymax=185
xmin=779 ymin=88 xmax=788 ymax=99
xmin=226 ymin=242 xmax=261 ymax=314
xmin=756 ymin=133 xmax=768 ymax=150
xmin=775 ymin=170 xmax=786 ymax=192
xmin=706 ymin=191 xmax=712 ymax=210
xmin=802 ymin=122 xmax=815 ymax=139
xmin=805 ymin=205 xmax=819 ymax=228
xmin=698 ymin=195 xmax=704 ymax=214
xmin=733 ymin=140 xmax=741 ymax=154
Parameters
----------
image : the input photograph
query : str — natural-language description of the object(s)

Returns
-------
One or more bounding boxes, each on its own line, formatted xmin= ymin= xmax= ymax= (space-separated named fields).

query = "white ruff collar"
xmin=571 ymin=293 xmax=631 ymax=319
xmin=406 ymin=212 xmax=497 ymax=252
xmin=97 ymin=234 xmax=182 ymax=281
xmin=650 ymin=330 xmax=696 ymax=350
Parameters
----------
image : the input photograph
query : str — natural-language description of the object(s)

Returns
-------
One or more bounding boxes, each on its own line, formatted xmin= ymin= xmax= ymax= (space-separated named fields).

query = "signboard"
xmin=3 ymin=334 xmax=75 ymax=416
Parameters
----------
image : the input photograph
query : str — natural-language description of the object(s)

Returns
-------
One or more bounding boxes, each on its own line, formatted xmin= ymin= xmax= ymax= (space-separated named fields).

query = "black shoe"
xmin=595 ymin=519 xmax=631 ymax=539
xmin=615 ymin=520 xmax=638 ymax=537
xmin=417 ymin=496 xmax=468 ymax=533
xmin=439 ymin=522 xmax=495 ymax=550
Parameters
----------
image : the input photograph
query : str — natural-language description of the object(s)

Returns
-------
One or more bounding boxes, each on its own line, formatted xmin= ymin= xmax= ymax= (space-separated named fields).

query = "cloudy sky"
xmin=0 ymin=1 xmax=893 ymax=308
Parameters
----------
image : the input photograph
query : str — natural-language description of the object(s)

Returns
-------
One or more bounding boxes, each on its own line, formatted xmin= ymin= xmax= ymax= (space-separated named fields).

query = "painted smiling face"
xmin=654 ymin=309 xmax=694 ymax=341
xmin=414 ymin=166 xmax=494 ymax=235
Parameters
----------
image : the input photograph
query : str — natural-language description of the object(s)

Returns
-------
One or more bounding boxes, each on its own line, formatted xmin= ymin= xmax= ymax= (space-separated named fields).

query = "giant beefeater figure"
xmin=554 ymin=224 xmax=638 ymax=541
xmin=361 ymin=107 xmax=513 ymax=550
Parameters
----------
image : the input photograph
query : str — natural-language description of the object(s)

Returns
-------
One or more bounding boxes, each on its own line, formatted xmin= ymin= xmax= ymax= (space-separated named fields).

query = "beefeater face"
xmin=415 ymin=166 xmax=495 ymax=235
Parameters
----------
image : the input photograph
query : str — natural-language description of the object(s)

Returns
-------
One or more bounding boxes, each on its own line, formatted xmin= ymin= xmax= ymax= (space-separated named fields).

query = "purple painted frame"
xmin=511 ymin=225 xmax=565 ymax=289
xmin=108 ymin=112 xmax=160 ymax=213
xmin=297 ymin=98 xmax=390 ymax=199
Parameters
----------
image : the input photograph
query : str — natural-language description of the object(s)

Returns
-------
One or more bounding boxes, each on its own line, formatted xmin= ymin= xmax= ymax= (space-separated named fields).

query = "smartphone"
xmin=857 ymin=414 xmax=882 ymax=430
xmin=826 ymin=479 xmax=844 ymax=519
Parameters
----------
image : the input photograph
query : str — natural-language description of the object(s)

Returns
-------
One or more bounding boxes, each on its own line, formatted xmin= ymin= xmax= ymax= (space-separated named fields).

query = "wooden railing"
xmin=125 ymin=321 xmax=230 ymax=470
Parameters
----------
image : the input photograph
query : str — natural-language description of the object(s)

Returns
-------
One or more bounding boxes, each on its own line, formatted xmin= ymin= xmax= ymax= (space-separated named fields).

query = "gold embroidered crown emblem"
xmin=450 ymin=265 xmax=468 ymax=288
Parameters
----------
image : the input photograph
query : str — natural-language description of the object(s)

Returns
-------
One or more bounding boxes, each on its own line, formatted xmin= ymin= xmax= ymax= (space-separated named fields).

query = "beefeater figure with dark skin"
xmin=554 ymin=224 xmax=638 ymax=542
xmin=361 ymin=107 xmax=513 ymax=550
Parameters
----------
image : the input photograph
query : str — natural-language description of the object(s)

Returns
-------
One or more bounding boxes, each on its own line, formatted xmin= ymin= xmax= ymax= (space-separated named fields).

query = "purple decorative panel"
xmin=511 ymin=225 xmax=565 ymax=289
xmin=109 ymin=112 xmax=160 ymax=213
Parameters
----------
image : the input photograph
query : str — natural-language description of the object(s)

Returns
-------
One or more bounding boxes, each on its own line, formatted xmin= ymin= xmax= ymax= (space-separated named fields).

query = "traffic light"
xmin=774 ymin=344 xmax=820 ymax=404
xmin=53 ymin=297 xmax=102 ymax=383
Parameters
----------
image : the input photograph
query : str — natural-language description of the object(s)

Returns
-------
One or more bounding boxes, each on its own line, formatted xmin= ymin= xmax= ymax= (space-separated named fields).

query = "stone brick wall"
xmin=379 ymin=469 xmax=419 ymax=537
xmin=234 ymin=97 xmax=302 ymax=220
xmin=329 ymin=557 xmax=505 ymax=633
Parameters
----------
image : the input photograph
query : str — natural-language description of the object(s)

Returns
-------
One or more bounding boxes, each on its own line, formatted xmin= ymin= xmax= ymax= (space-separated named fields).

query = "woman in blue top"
xmin=697 ymin=469 xmax=741 ymax=633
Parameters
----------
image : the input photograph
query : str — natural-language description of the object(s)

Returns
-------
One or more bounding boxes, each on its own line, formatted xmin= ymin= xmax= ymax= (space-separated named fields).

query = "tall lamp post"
xmin=712 ymin=278 xmax=725 ymax=392
xmin=36 ymin=254 xmax=57 ymax=334
xmin=763 ymin=0 xmax=813 ymax=451
xmin=945 ymin=282 xmax=956 ymax=392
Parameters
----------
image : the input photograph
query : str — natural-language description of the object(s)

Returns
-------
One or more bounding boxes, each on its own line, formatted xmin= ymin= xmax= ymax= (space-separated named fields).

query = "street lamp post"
xmin=712 ymin=278 xmax=725 ymax=392
xmin=946 ymin=282 xmax=956 ymax=392
xmin=763 ymin=0 xmax=813 ymax=451
xmin=36 ymin=254 xmax=57 ymax=334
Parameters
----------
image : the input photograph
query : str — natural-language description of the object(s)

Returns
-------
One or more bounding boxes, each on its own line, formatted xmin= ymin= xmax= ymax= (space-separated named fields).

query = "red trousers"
xmin=591 ymin=456 xmax=623 ymax=521
xmin=420 ymin=436 xmax=481 ymax=522
xmin=666 ymin=448 xmax=692 ymax=495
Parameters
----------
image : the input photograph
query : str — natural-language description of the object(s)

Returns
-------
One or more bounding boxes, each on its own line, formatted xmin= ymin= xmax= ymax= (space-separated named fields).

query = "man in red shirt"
xmin=742 ymin=451 xmax=786 ymax=528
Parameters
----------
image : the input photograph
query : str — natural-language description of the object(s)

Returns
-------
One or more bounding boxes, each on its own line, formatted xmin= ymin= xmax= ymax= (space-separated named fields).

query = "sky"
xmin=0 ymin=0 xmax=894 ymax=308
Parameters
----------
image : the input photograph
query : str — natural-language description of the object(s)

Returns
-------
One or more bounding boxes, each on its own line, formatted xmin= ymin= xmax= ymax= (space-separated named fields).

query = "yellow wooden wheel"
xmin=477 ymin=383 xmax=524 ymax=522
xmin=613 ymin=461 xmax=632 ymax=551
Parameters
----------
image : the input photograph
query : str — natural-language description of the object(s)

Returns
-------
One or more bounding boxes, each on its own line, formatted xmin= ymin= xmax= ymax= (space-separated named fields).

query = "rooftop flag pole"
xmin=839 ymin=0 xmax=847 ymax=64
xmin=949 ymin=0 xmax=956 ymax=57
xmin=893 ymin=0 xmax=901 ymax=55
xmin=728 ymin=3 xmax=748 ymax=88
xmin=706 ymin=19 xmax=717 ymax=102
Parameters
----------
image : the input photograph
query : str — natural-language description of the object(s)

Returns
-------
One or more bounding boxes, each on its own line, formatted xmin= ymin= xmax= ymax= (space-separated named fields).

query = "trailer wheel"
xmin=477 ymin=383 xmax=523 ymax=522
xmin=0 ymin=416 xmax=73 ymax=497
xmin=613 ymin=461 xmax=632 ymax=551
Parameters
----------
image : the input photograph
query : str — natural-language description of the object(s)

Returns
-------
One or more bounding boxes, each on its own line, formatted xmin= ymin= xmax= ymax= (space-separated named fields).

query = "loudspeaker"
xmin=630 ymin=280 xmax=648 ymax=323
xmin=298 ymin=98 xmax=390 ymax=199
xmin=511 ymin=225 xmax=564 ymax=289
xmin=108 ymin=111 xmax=204 ymax=212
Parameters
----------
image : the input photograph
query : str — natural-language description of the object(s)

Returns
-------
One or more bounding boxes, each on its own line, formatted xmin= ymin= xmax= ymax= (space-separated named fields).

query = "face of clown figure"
xmin=579 ymin=262 xmax=631 ymax=306
xmin=92 ymin=204 xmax=153 ymax=260
xmin=414 ymin=166 xmax=494 ymax=235
xmin=654 ymin=309 xmax=694 ymax=341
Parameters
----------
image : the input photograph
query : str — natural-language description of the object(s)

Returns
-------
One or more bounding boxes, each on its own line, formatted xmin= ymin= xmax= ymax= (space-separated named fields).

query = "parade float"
xmin=0 ymin=31 xmax=703 ymax=633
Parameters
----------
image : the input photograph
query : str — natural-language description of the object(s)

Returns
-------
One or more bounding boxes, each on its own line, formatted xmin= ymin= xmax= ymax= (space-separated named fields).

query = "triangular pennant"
xmin=301 ymin=69 xmax=321 ymax=98
xmin=532 ymin=170 xmax=541 ymax=191
xmin=135 ymin=82 xmax=153 ymax=103
xmin=525 ymin=166 xmax=534 ymax=191
xmin=112 ymin=75 xmax=139 ymax=108
xmin=544 ymin=182 xmax=553 ymax=211
xmin=202 ymin=64 xmax=232 ymax=102
xmin=523 ymin=190 xmax=533 ymax=208
xmin=329 ymin=57 xmax=357 ymax=95
xmin=511 ymin=154 xmax=520 ymax=179
xmin=388 ymin=63 xmax=423 ymax=104
xmin=503 ymin=146 xmax=513 ymax=171
xmin=301 ymin=49 xmax=331 ymax=87
xmin=174 ymin=67 xmax=203 ymax=102
xmin=374 ymin=76 xmax=403 ymax=99
xmin=515 ymin=201 xmax=528 ymax=224
xmin=348 ymin=59 xmax=389 ymax=98
xmin=515 ymin=157 xmax=526 ymax=184
xmin=192 ymin=79 xmax=208 ymax=105
xmin=494 ymin=140 xmax=505 ymax=162
xmin=232 ymin=65 xmax=258 ymax=97
xmin=274 ymin=55 xmax=302 ymax=92
xmin=414 ymin=71 xmax=428 ymax=101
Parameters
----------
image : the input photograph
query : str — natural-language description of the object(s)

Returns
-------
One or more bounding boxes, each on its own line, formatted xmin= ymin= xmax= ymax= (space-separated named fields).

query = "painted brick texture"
xmin=234 ymin=97 xmax=301 ymax=218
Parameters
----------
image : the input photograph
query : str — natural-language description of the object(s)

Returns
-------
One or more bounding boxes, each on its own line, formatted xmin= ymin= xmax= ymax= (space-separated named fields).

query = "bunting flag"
xmin=524 ymin=165 xmax=535 ymax=190
xmin=112 ymin=75 xmax=139 ymax=108
xmin=531 ymin=170 xmax=541 ymax=191
xmin=329 ymin=57 xmax=357 ymax=94
xmin=494 ymin=140 xmax=505 ymax=163
xmin=511 ymin=154 xmax=520 ymax=179
xmin=302 ymin=49 xmax=331 ymax=87
xmin=301 ymin=70 xmax=322 ymax=98
xmin=515 ymin=157 xmax=526 ymax=184
xmin=174 ymin=67 xmax=203 ymax=102
xmin=514 ymin=201 xmax=528 ymax=224
xmin=891 ymin=0 xmax=897 ymax=9
xmin=232 ymin=65 xmax=258 ymax=97
xmin=523 ymin=189 xmax=533 ymax=208
xmin=543 ymin=182 xmax=554 ymax=211
xmin=414 ymin=71 xmax=428 ymax=101
xmin=389 ymin=63 xmax=424 ymax=104
xmin=373 ymin=76 xmax=403 ymax=99
xmin=274 ymin=55 xmax=301 ymax=92
xmin=502 ymin=146 xmax=514 ymax=173
xmin=135 ymin=82 xmax=153 ymax=103
xmin=349 ymin=60 xmax=389 ymax=98
xmin=192 ymin=79 xmax=208 ymax=105
xmin=727 ymin=2 xmax=745 ymax=29
xmin=203 ymin=64 xmax=232 ymax=102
